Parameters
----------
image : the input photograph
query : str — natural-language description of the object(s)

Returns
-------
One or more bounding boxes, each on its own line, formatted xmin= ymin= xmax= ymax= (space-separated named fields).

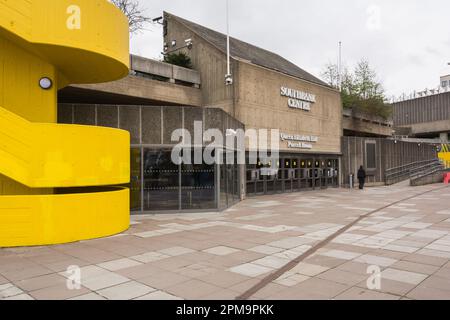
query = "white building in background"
xmin=441 ymin=75 xmax=450 ymax=88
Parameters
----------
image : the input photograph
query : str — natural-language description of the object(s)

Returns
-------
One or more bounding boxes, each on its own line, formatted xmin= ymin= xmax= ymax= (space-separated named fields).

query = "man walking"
xmin=357 ymin=165 xmax=366 ymax=190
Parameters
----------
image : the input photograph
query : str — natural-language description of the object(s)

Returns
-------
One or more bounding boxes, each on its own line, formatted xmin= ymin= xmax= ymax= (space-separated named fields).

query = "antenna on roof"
xmin=225 ymin=0 xmax=233 ymax=86
xmin=338 ymin=41 xmax=342 ymax=91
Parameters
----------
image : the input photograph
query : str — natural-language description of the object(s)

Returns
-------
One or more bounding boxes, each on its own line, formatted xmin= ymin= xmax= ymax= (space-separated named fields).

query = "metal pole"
xmin=225 ymin=0 xmax=233 ymax=85
xmin=338 ymin=41 xmax=342 ymax=90
xmin=227 ymin=0 xmax=231 ymax=76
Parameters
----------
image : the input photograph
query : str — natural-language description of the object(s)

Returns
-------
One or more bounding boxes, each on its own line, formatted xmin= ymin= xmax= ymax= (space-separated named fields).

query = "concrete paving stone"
xmin=317 ymin=269 xmax=368 ymax=286
xmin=436 ymin=210 xmax=450 ymax=215
xmin=418 ymin=275 xmax=450 ymax=292
xmin=290 ymin=277 xmax=349 ymax=299
xmin=434 ymin=268 xmax=450 ymax=281
xmin=135 ymin=290 xmax=183 ymax=300
xmin=381 ymin=268 xmax=428 ymax=285
xmin=203 ymin=289 xmax=241 ymax=300
xmin=401 ymin=253 xmax=449 ymax=267
xmin=273 ymin=245 xmax=312 ymax=260
xmin=82 ymin=272 xmax=130 ymax=291
xmin=248 ymin=283 xmax=287 ymax=299
xmin=165 ymin=279 xmax=223 ymax=300
xmin=114 ymin=263 xmax=165 ymax=280
xmin=417 ymin=248 xmax=450 ymax=259
xmin=202 ymin=246 xmax=241 ymax=256
xmin=69 ymin=293 xmax=106 ymax=300
xmin=0 ymin=283 xmax=23 ymax=299
xmin=130 ymin=252 xmax=171 ymax=263
xmin=354 ymin=254 xmax=397 ymax=267
xmin=354 ymin=236 xmax=396 ymax=248
xmin=253 ymin=256 xmax=291 ymax=269
xmin=29 ymin=283 xmax=90 ymax=300
xmin=402 ymin=222 xmax=433 ymax=230
xmin=411 ymin=229 xmax=448 ymax=239
xmin=304 ymin=255 xmax=348 ymax=269
xmin=157 ymin=247 xmax=196 ymax=257
xmin=383 ymin=244 xmax=419 ymax=254
xmin=356 ymin=278 xmax=415 ymax=297
xmin=425 ymin=243 xmax=450 ymax=253
xmin=14 ymin=274 xmax=67 ymax=292
xmin=138 ymin=271 xmax=191 ymax=289
xmin=335 ymin=287 xmax=400 ymax=300
xmin=332 ymin=233 xmax=368 ymax=244
xmin=229 ymin=263 xmax=273 ymax=277
xmin=2 ymin=293 xmax=34 ymax=300
xmin=274 ymin=273 xmax=310 ymax=287
xmin=267 ymin=237 xmax=315 ymax=250
xmin=320 ymin=249 xmax=362 ymax=261
xmin=391 ymin=261 xmax=439 ymax=275
xmin=336 ymin=261 xmax=374 ymax=275
xmin=407 ymin=286 xmax=450 ymax=300
xmin=248 ymin=245 xmax=284 ymax=255
xmin=97 ymin=281 xmax=156 ymax=300
xmin=290 ymin=262 xmax=330 ymax=277
xmin=97 ymin=258 xmax=143 ymax=271
xmin=197 ymin=271 xmax=250 ymax=289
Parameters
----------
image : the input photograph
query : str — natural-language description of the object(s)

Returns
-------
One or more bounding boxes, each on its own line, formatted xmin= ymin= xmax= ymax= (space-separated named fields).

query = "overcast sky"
xmin=130 ymin=0 xmax=450 ymax=97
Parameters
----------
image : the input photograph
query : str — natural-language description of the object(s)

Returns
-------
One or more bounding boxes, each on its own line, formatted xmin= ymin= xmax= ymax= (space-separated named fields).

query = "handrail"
xmin=386 ymin=159 xmax=438 ymax=175
xmin=385 ymin=158 xmax=441 ymax=185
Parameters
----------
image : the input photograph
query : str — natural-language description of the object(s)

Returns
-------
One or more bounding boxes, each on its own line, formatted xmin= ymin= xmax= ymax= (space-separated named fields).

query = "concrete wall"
xmin=68 ymin=75 xmax=203 ymax=107
xmin=411 ymin=171 xmax=444 ymax=186
xmin=393 ymin=92 xmax=450 ymax=136
xmin=236 ymin=62 xmax=342 ymax=154
xmin=341 ymin=137 xmax=438 ymax=186
xmin=130 ymin=55 xmax=201 ymax=86
xmin=165 ymin=14 xmax=342 ymax=156
xmin=343 ymin=108 xmax=393 ymax=137
xmin=164 ymin=14 xmax=235 ymax=115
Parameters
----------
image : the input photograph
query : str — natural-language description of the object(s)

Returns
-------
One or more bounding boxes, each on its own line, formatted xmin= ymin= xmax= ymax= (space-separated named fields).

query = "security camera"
xmin=225 ymin=74 xmax=233 ymax=85
xmin=185 ymin=39 xmax=193 ymax=49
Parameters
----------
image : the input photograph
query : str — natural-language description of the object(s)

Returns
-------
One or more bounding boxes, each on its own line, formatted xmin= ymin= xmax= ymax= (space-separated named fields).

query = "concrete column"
xmin=440 ymin=133 xmax=449 ymax=143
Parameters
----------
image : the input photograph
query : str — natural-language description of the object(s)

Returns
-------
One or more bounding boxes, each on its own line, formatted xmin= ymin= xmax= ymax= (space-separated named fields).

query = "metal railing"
xmin=385 ymin=159 xmax=441 ymax=185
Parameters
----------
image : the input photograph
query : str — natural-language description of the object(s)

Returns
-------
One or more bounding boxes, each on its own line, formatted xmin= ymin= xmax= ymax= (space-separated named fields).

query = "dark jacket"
xmin=357 ymin=168 xmax=366 ymax=180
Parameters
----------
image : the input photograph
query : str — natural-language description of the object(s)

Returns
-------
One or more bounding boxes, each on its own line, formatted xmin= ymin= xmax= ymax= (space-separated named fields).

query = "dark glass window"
xmin=366 ymin=142 xmax=377 ymax=169
xmin=143 ymin=149 xmax=179 ymax=211
xmin=130 ymin=148 xmax=142 ymax=211
xmin=181 ymin=150 xmax=216 ymax=210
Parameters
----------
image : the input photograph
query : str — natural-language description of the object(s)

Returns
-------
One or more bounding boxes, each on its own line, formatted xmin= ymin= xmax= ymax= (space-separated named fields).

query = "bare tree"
xmin=111 ymin=0 xmax=152 ymax=34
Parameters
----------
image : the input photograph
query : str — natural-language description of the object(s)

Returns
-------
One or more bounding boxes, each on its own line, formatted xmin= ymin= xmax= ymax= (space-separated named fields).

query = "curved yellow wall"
xmin=0 ymin=188 xmax=130 ymax=247
xmin=0 ymin=0 xmax=131 ymax=247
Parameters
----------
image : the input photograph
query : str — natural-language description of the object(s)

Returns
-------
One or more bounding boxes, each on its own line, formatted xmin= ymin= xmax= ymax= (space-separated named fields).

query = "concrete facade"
xmin=342 ymin=108 xmax=393 ymax=138
xmin=164 ymin=12 xmax=342 ymax=156
xmin=59 ymin=57 xmax=203 ymax=107
xmin=393 ymin=91 xmax=450 ymax=139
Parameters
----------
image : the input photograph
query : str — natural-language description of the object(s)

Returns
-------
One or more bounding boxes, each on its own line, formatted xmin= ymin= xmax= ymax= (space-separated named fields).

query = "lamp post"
xmin=225 ymin=0 xmax=233 ymax=85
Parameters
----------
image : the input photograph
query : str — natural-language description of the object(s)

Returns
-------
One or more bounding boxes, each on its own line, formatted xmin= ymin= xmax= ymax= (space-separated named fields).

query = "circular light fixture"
xmin=39 ymin=77 xmax=53 ymax=90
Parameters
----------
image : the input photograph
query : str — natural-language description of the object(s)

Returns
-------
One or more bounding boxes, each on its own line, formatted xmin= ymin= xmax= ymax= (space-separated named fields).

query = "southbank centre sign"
xmin=281 ymin=86 xmax=316 ymax=111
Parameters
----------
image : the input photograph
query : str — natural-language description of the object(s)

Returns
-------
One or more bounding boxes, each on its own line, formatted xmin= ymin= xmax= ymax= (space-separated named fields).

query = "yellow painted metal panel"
xmin=0 ymin=106 xmax=130 ymax=188
xmin=0 ymin=0 xmax=129 ymax=85
xmin=0 ymin=0 xmax=131 ymax=247
xmin=0 ymin=188 xmax=130 ymax=247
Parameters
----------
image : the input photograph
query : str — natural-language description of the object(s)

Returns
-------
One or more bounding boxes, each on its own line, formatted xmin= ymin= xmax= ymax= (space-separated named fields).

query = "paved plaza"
xmin=1 ymin=184 xmax=450 ymax=300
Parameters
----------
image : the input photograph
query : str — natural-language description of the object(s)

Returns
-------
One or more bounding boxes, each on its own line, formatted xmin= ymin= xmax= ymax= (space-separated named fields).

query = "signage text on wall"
xmin=280 ymin=87 xmax=316 ymax=111
xmin=280 ymin=133 xmax=319 ymax=150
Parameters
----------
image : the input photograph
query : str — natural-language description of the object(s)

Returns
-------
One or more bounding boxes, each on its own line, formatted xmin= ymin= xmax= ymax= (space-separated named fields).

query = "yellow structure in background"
xmin=0 ymin=0 xmax=131 ymax=247
xmin=439 ymin=144 xmax=450 ymax=169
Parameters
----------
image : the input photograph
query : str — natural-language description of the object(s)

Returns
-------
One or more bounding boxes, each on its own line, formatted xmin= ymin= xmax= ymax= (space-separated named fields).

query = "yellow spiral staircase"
xmin=0 ymin=0 xmax=131 ymax=247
